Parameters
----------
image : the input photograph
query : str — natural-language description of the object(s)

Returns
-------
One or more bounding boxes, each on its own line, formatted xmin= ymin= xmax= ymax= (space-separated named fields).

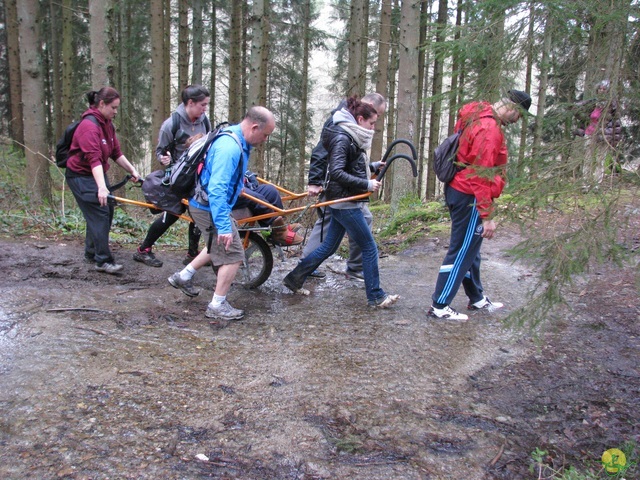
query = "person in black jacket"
xmin=283 ymin=96 xmax=399 ymax=308
xmin=303 ymin=93 xmax=386 ymax=280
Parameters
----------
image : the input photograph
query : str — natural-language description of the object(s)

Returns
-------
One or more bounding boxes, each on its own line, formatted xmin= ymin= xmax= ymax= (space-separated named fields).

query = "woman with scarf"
xmin=283 ymin=96 xmax=399 ymax=308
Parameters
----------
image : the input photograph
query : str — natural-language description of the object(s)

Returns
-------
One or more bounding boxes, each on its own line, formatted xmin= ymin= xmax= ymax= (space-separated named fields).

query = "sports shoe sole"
xmin=204 ymin=309 xmax=244 ymax=320
xmin=168 ymin=275 xmax=200 ymax=297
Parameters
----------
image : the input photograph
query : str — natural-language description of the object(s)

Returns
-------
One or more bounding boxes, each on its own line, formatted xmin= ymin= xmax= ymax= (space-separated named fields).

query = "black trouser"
xmin=233 ymin=184 xmax=283 ymax=226
xmin=67 ymin=174 xmax=115 ymax=266
xmin=140 ymin=212 xmax=201 ymax=257
xmin=431 ymin=185 xmax=484 ymax=308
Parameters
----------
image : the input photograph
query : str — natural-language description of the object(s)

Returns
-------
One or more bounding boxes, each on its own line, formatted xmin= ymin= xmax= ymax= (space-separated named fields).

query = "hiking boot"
xmin=468 ymin=296 xmax=504 ymax=312
xmin=369 ymin=294 xmax=400 ymax=308
xmin=271 ymin=216 xmax=304 ymax=246
xmin=205 ymin=300 xmax=244 ymax=320
xmin=133 ymin=247 xmax=163 ymax=267
xmin=427 ymin=305 xmax=468 ymax=321
xmin=168 ymin=272 xmax=200 ymax=297
xmin=345 ymin=268 xmax=365 ymax=281
xmin=95 ymin=262 xmax=123 ymax=274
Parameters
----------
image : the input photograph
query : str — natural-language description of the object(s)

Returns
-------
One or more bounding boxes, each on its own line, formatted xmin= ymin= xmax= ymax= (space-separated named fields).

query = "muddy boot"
xmin=271 ymin=216 xmax=304 ymax=246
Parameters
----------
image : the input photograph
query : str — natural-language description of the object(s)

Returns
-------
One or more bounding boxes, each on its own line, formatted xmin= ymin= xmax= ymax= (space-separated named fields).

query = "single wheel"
xmin=237 ymin=231 xmax=273 ymax=288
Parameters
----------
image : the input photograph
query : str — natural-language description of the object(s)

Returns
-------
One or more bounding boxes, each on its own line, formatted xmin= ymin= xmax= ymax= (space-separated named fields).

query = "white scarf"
xmin=332 ymin=108 xmax=374 ymax=150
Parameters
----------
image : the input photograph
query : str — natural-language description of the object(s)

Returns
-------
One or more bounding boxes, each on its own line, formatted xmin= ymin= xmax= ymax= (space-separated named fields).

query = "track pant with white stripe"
xmin=431 ymin=185 xmax=485 ymax=308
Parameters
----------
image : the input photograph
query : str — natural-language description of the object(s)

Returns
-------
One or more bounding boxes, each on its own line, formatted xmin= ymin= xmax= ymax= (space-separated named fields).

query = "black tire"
xmin=237 ymin=231 xmax=273 ymax=289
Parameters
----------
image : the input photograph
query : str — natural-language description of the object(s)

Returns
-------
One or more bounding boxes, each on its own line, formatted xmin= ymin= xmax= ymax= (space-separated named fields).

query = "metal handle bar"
xmin=381 ymin=138 xmax=418 ymax=165
xmin=376 ymin=153 xmax=418 ymax=180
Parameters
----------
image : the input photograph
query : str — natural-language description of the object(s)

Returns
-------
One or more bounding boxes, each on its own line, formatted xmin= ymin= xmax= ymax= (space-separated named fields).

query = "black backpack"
xmin=432 ymin=130 xmax=463 ymax=184
xmin=168 ymin=124 xmax=241 ymax=198
xmin=54 ymin=115 xmax=99 ymax=168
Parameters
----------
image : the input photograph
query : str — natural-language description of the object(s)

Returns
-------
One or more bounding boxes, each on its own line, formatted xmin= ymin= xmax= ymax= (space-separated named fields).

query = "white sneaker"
xmin=427 ymin=305 xmax=468 ymax=321
xmin=370 ymin=294 xmax=400 ymax=308
xmin=205 ymin=300 xmax=244 ymax=320
xmin=468 ymin=296 xmax=504 ymax=312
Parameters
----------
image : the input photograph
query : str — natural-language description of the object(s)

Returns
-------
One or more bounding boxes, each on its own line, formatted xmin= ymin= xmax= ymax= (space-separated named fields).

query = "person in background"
xmin=65 ymin=87 xmax=141 ymax=274
xmin=133 ymin=85 xmax=211 ymax=268
xmin=283 ymin=96 xmax=399 ymax=308
xmin=304 ymin=93 xmax=387 ymax=280
xmin=171 ymin=106 xmax=276 ymax=320
xmin=428 ymin=90 xmax=531 ymax=321
xmin=573 ymin=79 xmax=623 ymax=179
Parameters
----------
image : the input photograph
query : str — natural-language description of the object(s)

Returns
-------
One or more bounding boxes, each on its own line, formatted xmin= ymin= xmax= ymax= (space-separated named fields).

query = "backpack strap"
xmin=204 ymin=116 xmax=211 ymax=133
xmin=170 ymin=111 xmax=180 ymax=138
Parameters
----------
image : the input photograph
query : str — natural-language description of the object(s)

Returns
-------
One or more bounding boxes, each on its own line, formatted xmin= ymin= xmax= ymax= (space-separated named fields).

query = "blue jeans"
xmin=284 ymin=205 xmax=385 ymax=304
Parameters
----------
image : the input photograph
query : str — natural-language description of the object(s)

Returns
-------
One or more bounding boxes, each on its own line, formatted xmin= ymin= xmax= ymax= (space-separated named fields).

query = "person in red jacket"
xmin=66 ymin=87 xmax=141 ymax=274
xmin=428 ymin=90 xmax=531 ymax=321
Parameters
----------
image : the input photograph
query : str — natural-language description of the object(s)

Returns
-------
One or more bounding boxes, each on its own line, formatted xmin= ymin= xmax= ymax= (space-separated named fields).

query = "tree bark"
xmin=209 ymin=0 xmax=218 ymax=123
xmin=392 ymin=0 xmax=420 ymax=211
xmin=247 ymin=0 xmax=270 ymax=176
xmin=192 ymin=0 xmax=204 ymax=85
xmin=425 ymin=0 xmax=448 ymax=200
xmin=17 ymin=0 xmax=52 ymax=204
xmin=150 ymin=0 xmax=166 ymax=172
xmin=347 ymin=0 xmax=366 ymax=96
xmin=89 ymin=0 xmax=114 ymax=88
xmin=371 ymin=0 xmax=392 ymax=165
xmin=298 ymin=0 xmax=311 ymax=191
xmin=60 ymin=0 xmax=73 ymax=128
xmin=228 ymin=0 xmax=243 ymax=123
xmin=5 ymin=0 xmax=24 ymax=147
xmin=178 ymin=0 xmax=189 ymax=90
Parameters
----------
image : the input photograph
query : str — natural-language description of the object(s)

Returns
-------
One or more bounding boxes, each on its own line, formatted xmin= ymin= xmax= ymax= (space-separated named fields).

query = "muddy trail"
xmin=0 ymin=227 xmax=638 ymax=480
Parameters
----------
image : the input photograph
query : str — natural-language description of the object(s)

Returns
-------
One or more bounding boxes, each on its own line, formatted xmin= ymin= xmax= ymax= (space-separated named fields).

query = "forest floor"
xmin=0 ymin=201 xmax=639 ymax=479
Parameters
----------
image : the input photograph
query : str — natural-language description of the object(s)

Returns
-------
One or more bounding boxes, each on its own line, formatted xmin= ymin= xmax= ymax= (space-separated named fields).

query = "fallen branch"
xmin=72 ymin=326 xmax=108 ymax=335
xmin=47 ymin=307 xmax=113 ymax=314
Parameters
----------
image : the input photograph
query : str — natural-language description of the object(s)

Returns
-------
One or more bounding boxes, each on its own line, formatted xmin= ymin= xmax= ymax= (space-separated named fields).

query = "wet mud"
xmin=0 ymin=229 xmax=638 ymax=479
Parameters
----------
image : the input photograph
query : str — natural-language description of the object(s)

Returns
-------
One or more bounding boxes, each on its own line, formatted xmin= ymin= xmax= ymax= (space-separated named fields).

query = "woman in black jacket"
xmin=283 ymin=96 xmax=398 ymax=308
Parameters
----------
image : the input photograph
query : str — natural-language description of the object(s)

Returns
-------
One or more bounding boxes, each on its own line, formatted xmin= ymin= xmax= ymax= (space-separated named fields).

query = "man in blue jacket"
xmin=186 ymin=106 xmax=276 ymax=320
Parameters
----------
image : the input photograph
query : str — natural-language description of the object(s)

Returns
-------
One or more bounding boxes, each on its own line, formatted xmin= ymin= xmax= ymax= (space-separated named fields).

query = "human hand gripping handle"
xmin=307 ymin=185 xmax=323 ymax=197
xmin=368 ymin=179 xmax=382 ymax=192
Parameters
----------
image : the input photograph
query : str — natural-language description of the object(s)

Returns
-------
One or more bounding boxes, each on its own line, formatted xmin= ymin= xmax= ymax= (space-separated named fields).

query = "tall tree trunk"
xmin=516 ymin=1 xmax=535 ymax=172
xmin=89 ymin=0 xmax=114 ymax=87
xmin=416 ymin=0 xmax=430 ymax=199
xmin=371 ymin=0 xmax=392 ymax=165
xmin=447 ymin=0 xmax=463 ymax=135
xmin=247 ymin=0 xmax=269 ymax=175
xmin=383 ymin=0 xmax=400 ymax=203
xmin=61 ymin=0 xmax=73 ymax=127
xmin=150 ymin=0 xmax=166 ymax=172
xmin=228 ymin=0 xmax=243 ymax=122
xmin=425 ymin=0 xmax=448 ymax=200
xmin=531 ymin=10 xmax=552 ymax=170
xmin=209 ymin=0 xmax=217 ymax=123
xmin=18 ymin=0 xmax=52 ymax=205
xmin=5 ymin=0 xmax=24 ymax=148
xmin=347 ymin=0 xmax=366 ymax=96
xmin=298 ymin=0 xmax=311 ymax=191
xmin=163 ymin=0 xmax=171 ymax=113
xmin=391 ymin=0 xmax=420 ymax=212
xmin=192 ymin=0 xmax=203 ymax=85
xmin=118 ymin=0 xmax=132 ymax=158
xmin=178 ymin=0 xmax=189 ymax=90
xmin=49 ymin=0 xmax=62 ymax=139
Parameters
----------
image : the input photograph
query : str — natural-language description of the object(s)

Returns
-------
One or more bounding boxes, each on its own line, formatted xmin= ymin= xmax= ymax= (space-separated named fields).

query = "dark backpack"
xmin=168 ymin=124 xmax=241 ymax=198
xmin=432 ymin=130 xmax=463 ymax=184
xmin=54 ymin=115 xmax=99 ymax=168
